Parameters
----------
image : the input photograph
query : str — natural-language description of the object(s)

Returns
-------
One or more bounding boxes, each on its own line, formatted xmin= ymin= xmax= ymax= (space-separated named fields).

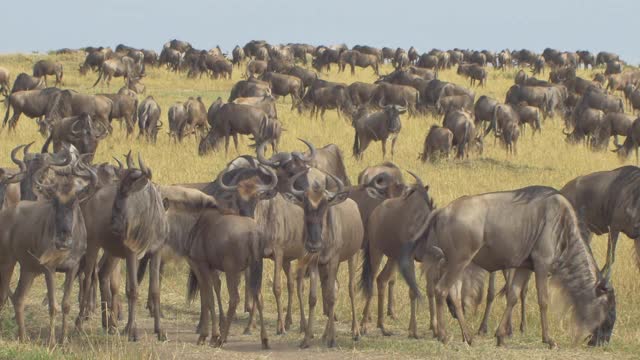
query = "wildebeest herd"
xmin=1 ymin=40 xmax=638 ymax=352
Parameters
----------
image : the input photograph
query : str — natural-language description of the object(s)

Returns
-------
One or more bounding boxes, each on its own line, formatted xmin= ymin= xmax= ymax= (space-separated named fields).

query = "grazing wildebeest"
xmin=515 ymin=103 xmax=541 ymax=135
xmin=457 ymin=63 xmax=487 ymax=87
xmin=605 ymin=60 xmax=623 ymax=76
xmin=158 ymin=186 xmax=269 ymax=348
xmin=33 ymin=60 xmax=64 ymax=86
xmin=436 ymin=94 xmax=474 ymax=115
xmin=312 ymin=47 xmax=341 ymax=72
xmin=260 ymin=72 xmax=303 ymax=108
xmin=232 ymin=95 xmax=278 ymax=120
xmin=41 ymin=113 xmax=108 ymax=159
xmin=360 ymin=171 xmax=436 ymax=337
xmin=79 ymin=51 xmax=107 ymax=75
xmin=474 ymin=95 xmax=499 ymax=128
xmin=168 ymin=102 xmax=189 ymax=142
xmin=564 ymin=107 xmax=608 ymax=149
xmin=347 ymin=82 xmax=378 ymax=107
xmin=44 ymin=90 xmax=113 ymax=134
xmin=612 ymin=117 xmax=640 ymax=163
xmin=416 ymin=54 xmax=438 ymax=69
xmin=246 ymin=60 xmax=268 ymax=78
xmin=3 ymin=87 xmax=61 ymax=131
xmin=420 ymin=125 xmax=454 ymax=162
xmin=283 ymin=66 xmax=317 ymax=90
xmin=369 ymin=83 xmax=419 ymax=117
xmin=402 ymin=186 xmax=615 ymax=347
xmin=184 ymin=96 xmax=208 ymax=136
xmin=352 ymin=105 xmax=406 ymax=159
xmin=75 ymin=153 xmax=169 ymax=342
xmin=302 ymin=84 xmax=353 ymax=121
xmin=137 ymin=96 xmax=162 ymax=143
xmin=601 ymin=112 xmax=634 ymax=146
xmin=0 ymin=158 xmax=95 ymax=345
xmin=443 ymin=110 xmax=483 ymax=159
xmin=92 ymin=57 xmax=143 ymax=88
xmin=561 ymin=166 xmax=640 ymax=275
xmin=228 ymin=77 xmax=272 ymax=102
xmin=6 ymin=72 xmax=45 ymax=95
xmin=281 ymin=167 xmax=363 ymax=348
xmin=199 ymin=103 xmax=281 ymax=155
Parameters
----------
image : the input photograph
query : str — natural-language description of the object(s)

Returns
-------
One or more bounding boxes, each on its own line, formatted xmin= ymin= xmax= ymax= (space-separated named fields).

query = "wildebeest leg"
xmin=272 ymin=253 xmax=286 ymax=334
xmin=124 ymin=252 xmax=139 ymax=341
xmin=44 ymin=270 xmax=57 ymax=347
xmin=12 ymin=268 xmax=36 ymax=342
xmin=347 ymin=255 xmax=360 ymax=340
xmin=387 ymin=271 xmax=397 ymax=320
xmin=233 ymin=134 xmax=240 ymax=153
xmin=321 ymin=108 xmax=326 ymax=121
xmin=425 ymin=264 xmax=439 ymax=338
xmin=519 ymin=273 xmax=530 ymax=334
xmin=391 ymin=137 xmax=398 ymax=159
xmin=300 ymin=261 xmax=318 ymax=348
xmin=376 ymin=259 xmax=396 ymax=336
xmin=98 ymin=254 xmax=119 ymax=332
xmin=212 ymin=271 xmax=225 ymax=333
xmin=60 ymin=267 xmax=77 ymax=344
xmin=76 ymin=247 xmax=98 ymax=331
xmin=602 ymin=231 xmax=620 ymax=275
xmin=448 ymin=276 xmax=473 ymax=345
xmin=149 ymin=252 xmax=166 ymax=340
xmin=219 ymin=271 xmax=241 ymax=347
xmin=296 ymin=259 xmax=308 ymax=333
xmin=244 ymin=268 xmax=252 ymax=313
xmin=0 ymin=260 xmax=16 ymax=313
xmin=534 ymin=268 xmax=556 ymax=348
xmin=189 ymin=261 xmax=216 ymax=345
xmin=381 ymin=140 xmax=387 ymax=159
xmin=434 ymin=256 xmax=475 ymax=343
xmin=495 ymin=268 xmax=530 ymax=346
xmin=360 ymin=246 xmax=384 ymax=335
xmin=283 ymin=260 xmax=294 ymax=331
xmin=477 ymin=272 xmax=496 ymax=335
xmin=319 ymin=260 xmax=339 ymax=347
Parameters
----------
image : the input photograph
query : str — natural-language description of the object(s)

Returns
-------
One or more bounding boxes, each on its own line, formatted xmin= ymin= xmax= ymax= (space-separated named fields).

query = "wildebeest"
xmin=0 ymin=168 xmax=21 ymax=210
xmin=199 ymin=103 xmax=281 ymax=155
xmin=92 ymin=57 xmax=143 ymax=88
xmin=312 ymin=47 xmax=341 ymax=72
xmin=6 ymin=73 xmax=45 ymax=95
xmin=79 ymin=50 xmax=107 ymax=75
xmin=443 ymin=109 xmax=483 ymax=158
xmin=0 ymin=67 xmax=9 ymax=95
xmin=3 ymin=87 xmax=61 ymax=131
xmin=246 ymin=60 xmax=268 ymax=78
xmin=339 ymin=50 xmax=379 ymax=75
xmin=164 ymin=39 xmax=192 ymax=53
xmin=41 ymin=113 xmax=108 ymax=159
xmin=137 ymin=96 xmax=162 ymax=143
xmin=0 ymin=158 xmax=95 ymax=345
xmin=436 ymin=94 xmax=474 ymax=115
xmin=232 ymin=45 xmax=246 ymax=68
xmin=10 ymin=143 xmax=73 ymax=202
xmin=98 ymin=89 xmax=139 ymax=135
xmin=505 ymin=85 xmax=550 ymax=117
xmin=473 ymin=95 xmax=499 ymax=128
xmin=347 ymin=82 xmax=378 ymax=107
xmin=159 ymin=47 xmax=182 ymax=72
xmin=369 ymin=83 xmax=419 ymax=117
xmin=228 ymin=77 xmax=272 ymax=102
xmin=260 ymin=72 xmax=303 ymax=108
xmin=44 ymin=90 xmax=113 ymax=133
xmin=352 ymin=105 xmax=406 ymax=159
xmin=457 ymin=63 xmax=487 ymax=87
xmin=501 ymin=121 xmax=520 ymax=155
xmin=564 ymin=108 xmax=605 ymax=147
xmin=420 ymin=125 xmax=454 ymax=162
xmin=232 ymin=95 xmax=278 ymax=120
xmin=360 ymin=172 xmax=435 ymax=337
xmin=605 ymin=60 xmax=623 ymax=76
xmin=613 ymin=117 xmax=640 ymax=162
xmin=300 ymin=84 xmax=353 ymax=121
xmin=75 ymin=153 xmax=169 ymax=342
xmin=402 ymin=186 xmax=615 ymax=347
xmin=515 ymin=103 xmax=541 ymax=135
xmin=33 ymin=60 xmax=64 ymax=86
xmin=281 ymin=167 xmax=363 ymax=347
xmin=168 ymin=102 xmax=189 ymax=142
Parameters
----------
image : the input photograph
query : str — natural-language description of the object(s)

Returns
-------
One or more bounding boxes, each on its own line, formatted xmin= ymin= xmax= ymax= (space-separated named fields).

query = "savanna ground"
xmin=0 ymin=51 xmax=639 ymax=360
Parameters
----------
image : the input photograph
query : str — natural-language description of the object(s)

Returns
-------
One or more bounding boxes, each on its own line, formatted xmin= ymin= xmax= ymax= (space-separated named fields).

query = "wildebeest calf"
xmin=420 ymin=125 xmax=454 ymax=162
xmin=352 ymin=105 xmax=405 ymax=160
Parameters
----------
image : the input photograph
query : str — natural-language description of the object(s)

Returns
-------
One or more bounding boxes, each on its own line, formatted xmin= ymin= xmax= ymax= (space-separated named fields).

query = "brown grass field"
xmin=0 ymin=52 xmax=639 ymax=360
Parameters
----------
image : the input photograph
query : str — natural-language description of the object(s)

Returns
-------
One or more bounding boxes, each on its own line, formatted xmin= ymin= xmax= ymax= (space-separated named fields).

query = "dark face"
xmin=386 ymin=108 xmax=402 ymax=133
xmin=589 ymin=282 xmax=616 ymax=346
xmin=111 ymin=169 xmax=149 ymax=236
xmin=52 ymin=196 xmax=77 ymax=250
xmin=302 ymin=193 xmax=329 ymax=253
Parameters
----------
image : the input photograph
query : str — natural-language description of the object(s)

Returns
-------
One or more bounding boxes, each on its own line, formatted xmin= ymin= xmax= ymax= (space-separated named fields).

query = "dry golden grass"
xmin=0 ymin=52 xmax=639 ymax=359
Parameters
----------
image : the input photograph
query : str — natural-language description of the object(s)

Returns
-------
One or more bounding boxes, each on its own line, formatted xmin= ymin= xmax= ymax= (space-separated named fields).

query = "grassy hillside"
xmin=0 ymin=52 xmax=638 ymax=360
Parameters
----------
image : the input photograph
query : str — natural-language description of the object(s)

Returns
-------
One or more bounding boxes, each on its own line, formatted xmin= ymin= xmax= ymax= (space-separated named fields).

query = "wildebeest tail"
xmin=248 ymin=229 xmax=264 ymax=296
xmin=92 ymin=69 xmax=103 ymax=88
xmin=41 ymin=133 xmax=53 ymax=153
xmin=132 ymin=98 xmax=139 ymax=131
xmin=137 ymin=252 xmax=152 ymax=284
xmin=2 ymin=98 xmax=11 ymax=127
xmin=352 ymin=129 xmax=360 ymax=158
xmin=360 ymin=231 xmax=374 ymax=297
xmin=186 ymin=268 xmax=199 ymax=304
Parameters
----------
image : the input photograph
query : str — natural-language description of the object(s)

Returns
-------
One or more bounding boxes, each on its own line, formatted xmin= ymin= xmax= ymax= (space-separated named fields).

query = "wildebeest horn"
xmin=256 ymin=141 xmax=278 ymax=166
xmin=288 ymin=169 xmax=308 ymax=198
xmin=11 ymin=145 xmax=27 ymax=172
xmin=562 ymin=128 xmax=571 ymax=136
xmin=125 ymin=151 xmax=135 ymax=169
xmin=47 ymin=145 xmax=72 ymax=167
xmin=1 ymin=171 xmax=25 ymax=184
xmin=406 ymin=170 xmax=425 ymax=189
xmin=257 ymin=165 xmax=278 ymax=192
xmin=156 ymin=120 xmax=163 ymax=129
xmin=138 ymin=153 xmax=152 ymax=179
xmin=113 ymin=157 xmax=124 ymax=172
xmin=33 ymin=166 xmax=55 ymax=192
xmin=295 ymin=138 xmax=316 ymax=163
xmin=70 ymin=116 xmax=85 ymax=136
xmin=22 ymin=142 xmax=36 ymax=161
xmin=217 ymin=167 xmax=239 ymax=191
xmin=325 ymin=172 xmax=345 ymax=199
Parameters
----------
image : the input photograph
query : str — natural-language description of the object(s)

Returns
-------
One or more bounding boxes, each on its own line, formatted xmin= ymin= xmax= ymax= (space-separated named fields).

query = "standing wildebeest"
xmin=164 ymin=39 xmax=192 ymax=53
xmin=44 ymin=90 xmax=113 ymax=134
xmin=360 ymin=172 xmax=436 ymax=337
xmin=561 ymin=166 xmax=640 ymax=275
xmin=79 ymin=50 xmax=107 ymax=75
xmin=260 ymin=72 xmax=303 ymax=108
xmin=339 ymin=50 xmax=379 ymax=75
xmin=515 ymin=103 xmax=541 ymax=135
xmin=301 ymin=84 xmax=353 ymax=121
xmin=505 ymin=85 xmax=550 ymax=117
xmin=348 ymin=82 xmax=378 ymax=107
xmin=33 ymin=60 xmax=64 ymax=86
xmin=137 ymin=96 xmax=162 ymax=143
xmin=402 ymin=186 xmax=615 ymax=347
xmin=167 ymin=102 xmax=189 ymax=142
xmin=613 ymin=117 xmax=640 ymax=163
xmin=436 ymin=94 xmax=474 ymax=115
xmin=75 ymin=153 xmax=169 ymax=342
xmin=474 ymin=95 xmax=499 ymax=128
xmin=604 ymin=61 xmax=623 ymax=76
xmin=0 ymin=67 xmax=9 ymax=95
xmin=41 ymin=113 xmax=108 ymax=159
xmin=199 ymin=103 xmax=281 ymax=155
xmin=596 ymin=52 xmax=620 ymax=66
xmin=0 ymin=159 xmax=96 ymax=345
xmin=485 ymin=104 xmax=519 ymax=138
xmin=369 ymin=83 xmax=419 ymax=117
xmin=3 ymin=87 xmax=61 ymax=131
xmin=98 ymin=89 xmax=139 ymax=135
xmin=577 ymin=50 xmax=595 ymax=69
xmin=246 ymin=60 xmax=268 ymax=78
xmin=501 ymin=120 xmax=520 ymax=155
xmin=564 ymin=108 xmax=606 ymax=148
xmin=576 ymin=87 xmax=624 ymax=115
xmin=232 ymin=46 xmax=246 ymax=68
xmin=420 ymin=125 xmax=454 ymax=162
xmin=283 ymin=66 xmax=318 ymax=90
xmin=443 ymin=110 xmax=483 ymax=159
xmin=159 ymin=48 xmax=182 ymax=72
xmin=6 ymin=73 xmax=45 ymax=95
xmin=282 ymin=167 xmax=363 ymax=347
xmin=228 ymin=77 xmax=271 ymax=102
xmin=93 ymin=57 xmax=143 ymax=88
xmin=352 ymin=105 xmax=405 ymax=160
xmin=457 ymin=63 xmax=487 ymax=87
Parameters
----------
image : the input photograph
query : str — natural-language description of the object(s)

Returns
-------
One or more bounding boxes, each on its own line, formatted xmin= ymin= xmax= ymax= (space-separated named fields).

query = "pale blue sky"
xmin=3 ymin=0 xmax=638 ymax=63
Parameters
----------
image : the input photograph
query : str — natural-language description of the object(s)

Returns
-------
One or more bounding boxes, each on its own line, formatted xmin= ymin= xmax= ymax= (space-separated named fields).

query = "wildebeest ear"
xmin=127 ymin=175 xmax=148 ymax=194
xmin=162 ymin=198 xmax=170 ymax=211
xmin=259 ymin=188 xmax=278 ymax=201
xmin=328 ymin=191 xmax=349 ymax=206
xmin=366 ymin=187 xmax=386 ymax=201
xmin=282 ymin=192 xmax=302 ymax=206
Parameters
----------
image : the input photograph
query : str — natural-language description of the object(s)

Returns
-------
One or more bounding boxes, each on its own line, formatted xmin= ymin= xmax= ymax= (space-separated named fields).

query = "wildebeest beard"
xmin=111 ymin=181 xmax=168 ymax=255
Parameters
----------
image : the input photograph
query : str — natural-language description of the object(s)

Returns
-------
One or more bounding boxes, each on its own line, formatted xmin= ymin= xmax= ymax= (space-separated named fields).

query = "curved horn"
xmin=297 ymin=138 xmax=316 ymax=163
xmin=256 ymin=141 xmax=278 ymax=166
xmin=325 ymin=172 xmax=345 ymax=198
xmin=138 ymin=153 xmax=152 ymax=179
xmin=562 ymin=128 xmax=571 ymax=136
xmin=216 ymin=167 xmax=239 ymax=191
xmin=33 ymin=166 xmax=55 ymax=192
xmin=70 ymin=116 xmax=84 ymax=136
xmin=257 ymin=165 xmax=278 ymax=192
xmin=156 ymin=120 xmax=163 ymax=129
xmin=113 ymin=157 xmax=124 ymax=172
xmin=11 ymin=145 xmax=27 ymax=172
xmin=406 ymin=170 xmax=425 ymax=189
xmin=22 ymin=142 xmax=36 ymax=160
xmin=125 ymin=151 xmax=134 ymax=169
xmin=47 ymin=145 xmax=72 ymax=167
xmin=287 ymin=169 xmax=307 ymax=197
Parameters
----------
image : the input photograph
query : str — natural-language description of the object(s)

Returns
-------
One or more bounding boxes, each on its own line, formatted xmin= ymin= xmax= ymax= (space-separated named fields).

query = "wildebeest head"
xmin=34 ymin=155 xmax=97 ymax=250
xmin=358 ymin=162 xmax=405 ymax=200
xmin=215 ymin=161 xmax=278 ymax=217
xmin=66 ymin=113 xmax=108 ymax=156
xmin=0 ymin=168 xmax=24 ymax=209
xmin=12 ymin=143 xmax=73 ymax=201
xmin=283 ymin=168 xmax=349 ymax=253
xmin=384 ymin=105 xmax=406 ymax=133
xmin=257 ymin=138 xmax=316 ymax=186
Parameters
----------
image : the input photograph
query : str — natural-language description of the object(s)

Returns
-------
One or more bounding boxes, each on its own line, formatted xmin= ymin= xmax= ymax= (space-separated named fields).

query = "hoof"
xmin=477 ymin=326 xmax=488 ymax=335
xmin=387 ymin=312 xmax=398 ymax=321
xmin=408 ymin=332 xmax=419 ymax=340
xmin=299 ymin=339 xmax=311 ymax=349
xmin=197 ymin=335 xmax=207 ymax=345
xmin=545 ymin=340 xmax=558 ymax=349
xmin=353 ymin=334 xmax=360 ymax=341
xmin=210 ymin=336 xmax=222 ymax=348
xmin=243 ymin=327 xmax=252 ymax=335
xmin=381 ymin=328 xmax=393 ymax=337
xmin=496 ymin=336 xmax=506 ymax=347
xmin=285 ymin=317 xmax=293 ymax=331
xmin=262 ymin=338 xmax=270 ymax=350
xmin=157 ymin=330 xmax=168 ymax=342
xmin=128 ymin=330 xmax=139 ymax=342
xmin=327 ymin=338 xmax=336 ymax=348
xmin=107 ymin=326 xmax=118 ymax=335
